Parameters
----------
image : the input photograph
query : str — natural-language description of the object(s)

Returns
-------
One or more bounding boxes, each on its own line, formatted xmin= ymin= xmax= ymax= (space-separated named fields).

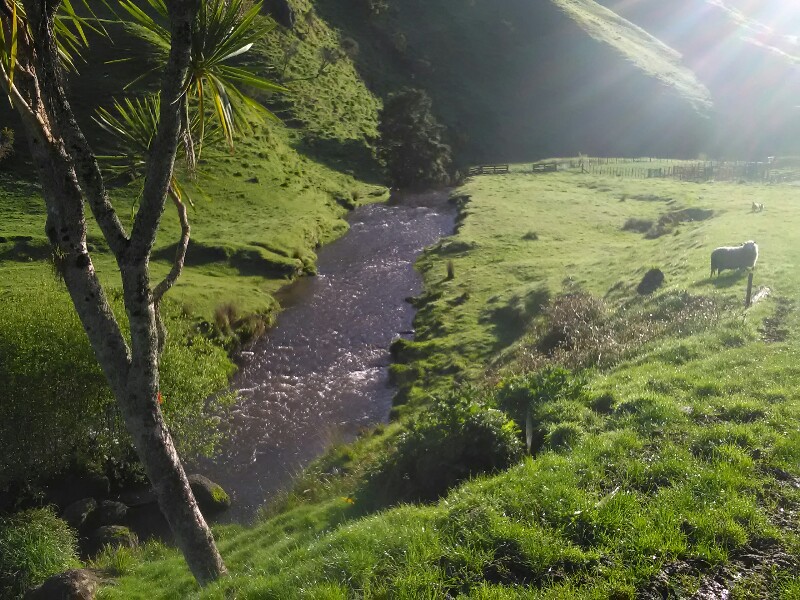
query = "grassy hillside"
xmin=5 ymin=1 xmax=800 ymax=596
xmin=551 ymin=0 xmax=709 ymax=113
xmin=0 ymin=5 xmax=388 ymax=490
xmin=596 ymin=0 xmax=800 ymax=158
xmin=316 ymin=0 xmax=711 ymax=163
xmin=90 ymin=165 xmax=800 ymax=598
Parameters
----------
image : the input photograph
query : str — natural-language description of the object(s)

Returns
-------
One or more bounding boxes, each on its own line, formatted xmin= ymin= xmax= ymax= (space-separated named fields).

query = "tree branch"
xmin=19 ymin=0 xmax=130 ymax=260
xmin=130 ymin=0 xmax=197 ymax=261
xmin=153 ymin=188 xmax=190 ymax=305
xmin=153 ymin=188 xmax=190 ymax=354
xmin=0 ymin=62 xmax=48 ymax=140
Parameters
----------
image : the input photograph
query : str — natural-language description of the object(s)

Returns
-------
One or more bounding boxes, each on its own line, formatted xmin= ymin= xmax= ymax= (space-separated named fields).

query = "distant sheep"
xmin=710 ymin=241 xmax=758 ymax=277
xmin=751 ymin=202 xmax=764 ymax=212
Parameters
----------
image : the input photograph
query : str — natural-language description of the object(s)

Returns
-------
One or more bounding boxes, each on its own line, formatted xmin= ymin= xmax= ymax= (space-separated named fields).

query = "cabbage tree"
xmin=0 ymin=0 xmax=283 ymax=585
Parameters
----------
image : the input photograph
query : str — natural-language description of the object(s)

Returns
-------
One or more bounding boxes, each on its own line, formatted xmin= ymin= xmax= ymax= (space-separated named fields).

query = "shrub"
xmin=622 ymin=217 xmax=653 ymax=233
xmin=377 ymin=88 xmax=452 ymax=188
xmin=546 ymin=422 xmax=584 ymax=450
xmin=0 ymin=507 xmax=80 ymax=599
xmin=340 ymin=37 xmax=359 ymax=59
xmin=0 ymin=278 xmax=234 ymax=490
xmin=496 ymin=368 xmax=590 ymax=452
xmin=637 ymin=268 xmax=664 ymax=295
xmin=359 ymin=394 xmax=523 ymax=510
xmin=0 ymin=127 xmax=13 ymax=162
xmin=504 ymin=290 xmax=724 ymax=373
xmin=496 ymin=367 xmax=586 ymax=429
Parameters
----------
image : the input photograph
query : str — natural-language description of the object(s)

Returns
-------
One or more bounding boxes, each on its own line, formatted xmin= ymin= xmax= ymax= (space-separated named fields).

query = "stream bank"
xmin=196 ymin=190 xmax=456 ymax=522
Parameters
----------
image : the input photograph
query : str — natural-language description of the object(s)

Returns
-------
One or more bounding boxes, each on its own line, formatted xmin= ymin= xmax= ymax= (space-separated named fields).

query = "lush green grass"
xmin=0 ymin=508 xmax=80 ymax=599
xmin=0 ymin=3 xmax=388 ymax=490
xmin=91 ymin=167 xmax=800 ymax=597
xmin=398 ymin=165 xmax=799 ymax=404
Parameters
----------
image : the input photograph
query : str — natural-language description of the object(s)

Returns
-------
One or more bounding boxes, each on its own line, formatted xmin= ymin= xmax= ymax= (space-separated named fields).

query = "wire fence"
xmin=467 ymin=157 xmax=800 ymax=183
xmin=568 ymin=157 xmax=797 ymax=183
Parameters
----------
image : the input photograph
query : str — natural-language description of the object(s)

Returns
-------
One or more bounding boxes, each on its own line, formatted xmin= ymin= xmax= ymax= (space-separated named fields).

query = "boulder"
xmin=62 ymin=498 xmax=97 ymax=531
xmin=637 ymin=268 xmax=665 ymax=295
xmin=187 ymin=474 xmax=231 ymax=517
xmin=24 ymin=569 xmax=100 ymax=600
xmin=97 ymin=500 xmax=128 ymax=526
xmin=89 ymin=525 xmax=137 ymax=553
xmin=117 ymin=486 xmax=156 ymax=508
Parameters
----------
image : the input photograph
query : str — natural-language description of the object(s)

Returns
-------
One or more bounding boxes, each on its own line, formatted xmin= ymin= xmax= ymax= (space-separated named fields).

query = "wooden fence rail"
xmin=468 ymin=164 xmax=509 ymax=176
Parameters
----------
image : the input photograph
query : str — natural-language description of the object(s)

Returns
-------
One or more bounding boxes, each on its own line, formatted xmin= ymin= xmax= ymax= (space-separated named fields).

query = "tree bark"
xmin=120 ymin=263 xmax=226 ymax=585
xmin=5 ymin=0 xmax=227 ymax=585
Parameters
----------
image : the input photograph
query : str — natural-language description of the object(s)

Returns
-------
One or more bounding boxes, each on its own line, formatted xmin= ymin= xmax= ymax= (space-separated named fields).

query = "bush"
xmin=504 ymin=290 xmax=724 ymax=373
xmin=622 ymin=217 xmax=654 ymax=233
xmin=0 ymin=507 xmax=79 ymax=599
xmin=0 ymin=278 xmax=234 ymax=489
xmin=359 ymin=394 xmax=523 ymax=510
xmin=377 ymin=88 xmax=452 ymax=188
xmin=0 ymin=127 xmax=13 ymax=162
xmin=496 ymin=367 xmax=587 ymax=433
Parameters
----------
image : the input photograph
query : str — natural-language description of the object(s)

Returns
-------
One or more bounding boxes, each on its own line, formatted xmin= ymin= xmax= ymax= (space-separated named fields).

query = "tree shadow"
xmin=293 ymin=135 xmax=384 ymax=184
xmin=480 ymin=287 xmax=550 ymax=350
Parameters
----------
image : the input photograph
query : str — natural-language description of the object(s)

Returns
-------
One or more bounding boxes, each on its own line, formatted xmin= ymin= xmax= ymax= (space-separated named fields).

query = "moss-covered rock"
xmin=89 ymin=526 xmax=136 ymax=554
xmin=24 ymin=568 xmax=100 ymax=600
xmin=61 ymin=498 xmax=97 ymax=532
xmin=187 ymin=474 xmax=231 ymax=517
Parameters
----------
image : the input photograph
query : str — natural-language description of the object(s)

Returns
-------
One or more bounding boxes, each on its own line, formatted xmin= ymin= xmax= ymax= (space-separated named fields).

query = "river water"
xmin=197 ymin=191 xmax=455 ymax=522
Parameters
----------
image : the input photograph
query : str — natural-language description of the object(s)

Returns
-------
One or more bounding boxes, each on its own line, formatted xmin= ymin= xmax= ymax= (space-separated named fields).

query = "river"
xmin=196 ymin=190 xmax=456 ymax=523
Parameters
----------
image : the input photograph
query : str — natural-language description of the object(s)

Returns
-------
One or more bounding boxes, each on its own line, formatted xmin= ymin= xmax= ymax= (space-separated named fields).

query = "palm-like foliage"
xmin=95 ymin=94 xmax=161 ymax=180
xmin=119 ymin=0 xmax=287 ymax=154
xmin=95 ymin=94 xmax=205 ymax=212
xmin=0 ymin=0 xmax=109 ymax=77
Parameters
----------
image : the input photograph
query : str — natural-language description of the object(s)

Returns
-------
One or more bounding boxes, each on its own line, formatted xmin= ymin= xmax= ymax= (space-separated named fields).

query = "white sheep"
xmin=710 ymin=241 xmax=758 ymax=277
xmin=751 ymin=202 xmax=764 ymax=212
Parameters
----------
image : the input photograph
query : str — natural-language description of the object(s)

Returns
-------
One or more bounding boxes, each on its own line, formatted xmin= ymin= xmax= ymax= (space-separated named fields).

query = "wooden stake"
xmin=745 ymin=272 xmax=754 ymax=308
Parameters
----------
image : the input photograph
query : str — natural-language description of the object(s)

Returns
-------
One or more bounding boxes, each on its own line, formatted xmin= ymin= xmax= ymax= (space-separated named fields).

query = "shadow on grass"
xmin=0 ymin=237 xmax=50 ymax=261
xmin=706 ymin=271 xmax=752 ymax=290
xmin=153 ymin=241 xmax=303 ymax=278
xmin=293 ymin=135 xmax=384 ymax=185
xmin=481 ymin=286 xmax=550 ymax=349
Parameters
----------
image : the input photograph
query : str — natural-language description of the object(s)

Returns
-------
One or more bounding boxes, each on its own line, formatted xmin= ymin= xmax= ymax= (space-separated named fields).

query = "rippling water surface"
xmin=197 ymin=191 xmax=455 ymax=522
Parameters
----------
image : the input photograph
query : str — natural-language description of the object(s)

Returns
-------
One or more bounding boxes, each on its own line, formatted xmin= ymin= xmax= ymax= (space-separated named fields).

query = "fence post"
xmin=745 ymin=272 xmax=754 ymax=308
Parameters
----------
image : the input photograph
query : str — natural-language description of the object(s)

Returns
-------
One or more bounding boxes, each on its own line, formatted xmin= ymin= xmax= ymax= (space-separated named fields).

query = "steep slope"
xmin=317 ymin=0 xmax=711 ymax=162
xmin=599 ymin=0 xmax=800 ymax=157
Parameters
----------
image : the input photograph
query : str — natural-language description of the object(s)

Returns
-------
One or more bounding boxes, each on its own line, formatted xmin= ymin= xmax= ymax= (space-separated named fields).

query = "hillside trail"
xmin=193 ymin=190 xmax=456 ymax=523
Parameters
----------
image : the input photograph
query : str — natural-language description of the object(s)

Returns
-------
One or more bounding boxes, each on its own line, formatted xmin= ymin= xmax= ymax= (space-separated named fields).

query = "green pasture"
xmin=398 ymin=166 xmax=799 ymax=402
xmin=89 ymin=167 xmax=800 ymax=598
xmin=0 ymin=4 xmax=388 ymax=497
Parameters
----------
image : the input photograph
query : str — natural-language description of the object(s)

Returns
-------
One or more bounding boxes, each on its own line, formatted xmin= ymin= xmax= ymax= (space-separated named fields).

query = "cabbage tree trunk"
xmin=1 ymin=0 xmax=226 ymax=585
